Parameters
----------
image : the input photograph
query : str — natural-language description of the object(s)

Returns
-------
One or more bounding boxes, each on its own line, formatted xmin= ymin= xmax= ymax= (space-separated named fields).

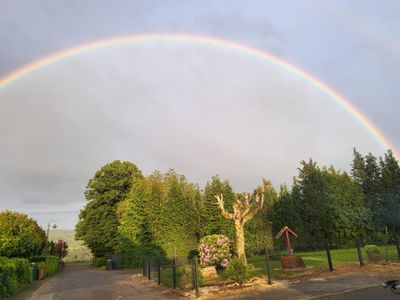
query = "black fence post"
xmin=147 ymin=257 xmax=151 ymax=280
xmin=157 ymin=257 xmax=161 ymax=285
xmin=325 ymin=240 xmax=333 ymax=272
xmin=396 ymin=238 xmax=400 ymax=262
xmin=356 ymin=237 xmax=364 ymax=267
xmin=143 ymin=257 xmax=146 ymax=277
xmin=265 ymin=248 xmax=272 ymax=284
xmin=193 ymin=257 xmax=200 ymax=297
xmin=173 ymin=256 xmax=177 ymax=289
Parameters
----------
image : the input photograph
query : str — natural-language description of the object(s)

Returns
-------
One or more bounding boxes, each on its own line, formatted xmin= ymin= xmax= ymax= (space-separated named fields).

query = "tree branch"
xmin=215 ymin=194 xmax=235 ymax=220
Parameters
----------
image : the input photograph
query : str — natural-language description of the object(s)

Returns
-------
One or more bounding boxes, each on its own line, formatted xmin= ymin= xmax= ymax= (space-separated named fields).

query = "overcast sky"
xmin=1 ymin=0 xmax=399 ymax=229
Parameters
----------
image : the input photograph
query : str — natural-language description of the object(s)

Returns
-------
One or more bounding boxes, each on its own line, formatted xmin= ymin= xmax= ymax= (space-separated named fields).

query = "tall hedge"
xmin=118 ymin=170 xmax=201 ymax=266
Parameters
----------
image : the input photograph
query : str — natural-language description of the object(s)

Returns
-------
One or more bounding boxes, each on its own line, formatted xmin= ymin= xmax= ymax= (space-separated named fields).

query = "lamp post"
xmin=45 ymin=219 xmax=57 ymax=256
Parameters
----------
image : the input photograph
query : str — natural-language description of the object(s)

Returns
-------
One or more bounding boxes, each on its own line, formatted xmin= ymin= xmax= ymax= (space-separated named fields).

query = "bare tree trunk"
xmin=215 ymin=181 xmax=268 ymax=265
xmin=235 ymin=220 xmax=247 ymax=264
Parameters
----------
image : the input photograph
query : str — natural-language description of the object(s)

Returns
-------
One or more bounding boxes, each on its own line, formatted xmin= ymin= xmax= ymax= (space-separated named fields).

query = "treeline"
xmin=271 ymin=149 xmax=400 ymax=248
xmin=75 ymin=149 xmax=400 ymax=266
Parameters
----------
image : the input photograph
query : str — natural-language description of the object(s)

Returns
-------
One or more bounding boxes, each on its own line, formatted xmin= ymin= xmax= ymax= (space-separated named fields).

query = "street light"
xmin=45 ymin=219 xmax=57 ymax=256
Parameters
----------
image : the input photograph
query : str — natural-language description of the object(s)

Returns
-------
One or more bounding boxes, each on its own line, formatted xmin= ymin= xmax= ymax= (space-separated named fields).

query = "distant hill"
xmin=48 ymin=229 xmax=92 ymax=262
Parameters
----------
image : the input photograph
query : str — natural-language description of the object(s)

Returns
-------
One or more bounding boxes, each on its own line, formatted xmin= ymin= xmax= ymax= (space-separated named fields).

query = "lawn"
xmin=248 ymin=245 xmax=400 ymax=279
xmin=150 ymin=245 xmax=400 ymax=287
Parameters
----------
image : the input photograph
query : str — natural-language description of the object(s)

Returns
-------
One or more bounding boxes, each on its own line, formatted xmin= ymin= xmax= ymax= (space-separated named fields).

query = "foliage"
xmin=75 ymin=160 xmax=143 ymax=257
xmin=364 ymin=244 xmax=381 ymax=254
xmin=92 ymin=257 xmax=106 ymax=268
xmin=200 ymin=176 xmax=235 ymax=239
xmin=117 ymin=170 xmax=200 ymax=266
xmin=49 ymin=240 xmax=68 ymax=258
xmin=352 ymin=149 xmax=400 ymax=237
xmin=245 ymin=181 xmax=277 ymax=255
xmin=270 ymin=160 xmax=370 ymax=248
xmin=199 ymin=235 xmax=231 ymax=267
xmin=364 ymin=244 xmax=382 ymax=262
xmin=225 ymin=258 xmax=254 ymax=285
xmin=37 ymin=256 xmax=60 ymax=277
xmin=0 ymin=211 xmax=46 ymax=258
xmin=0 ymin=257 xmax=32 ymax=299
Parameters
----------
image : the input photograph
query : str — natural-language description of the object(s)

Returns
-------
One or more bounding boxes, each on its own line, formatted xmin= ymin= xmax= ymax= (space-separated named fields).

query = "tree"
xmin=200 ymin=176 xmax=235 ymax=239
xmin=75 ymin=160 xmax=143 ymax=257
xmin=245 ymin=180 xmax=277 ymax=254
xmin=215 ymin=180 xmax=266 ymax=264
xmin=117 ymin=170 xmax=201 ymax=265
xmin=379 ymin=150 xmax=400 ymax=233
xmin=0 ymin=210 xmax=46 ymax=258
xmin=49 ymin=240 xmax=68 ymax=258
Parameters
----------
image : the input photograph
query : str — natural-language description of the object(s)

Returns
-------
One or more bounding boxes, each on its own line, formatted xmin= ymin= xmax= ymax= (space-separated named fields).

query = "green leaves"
xmin=75 ymin=160 xmax=143 ymax=257
xmin=0 ymin=211 xmax=46 ymax=258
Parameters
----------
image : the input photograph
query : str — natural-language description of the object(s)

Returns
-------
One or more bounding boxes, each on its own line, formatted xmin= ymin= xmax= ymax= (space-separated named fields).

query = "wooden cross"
xmin=275 ymin=226 xmax=298 ymax=255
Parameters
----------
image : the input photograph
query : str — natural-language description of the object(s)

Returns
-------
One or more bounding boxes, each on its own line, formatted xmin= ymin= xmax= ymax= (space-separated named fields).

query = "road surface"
xmin=10 ymin=263 xmax=180 ymax=300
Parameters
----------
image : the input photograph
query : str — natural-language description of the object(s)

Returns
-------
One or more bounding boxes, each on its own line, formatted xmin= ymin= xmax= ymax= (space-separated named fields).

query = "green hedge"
xmin=37 ymin=256 xmax=60 ymax=277
xmin=92 ymin=257 xmax=106 ymax=268
xmin=0 ymin=257 xmax=32 ymax=299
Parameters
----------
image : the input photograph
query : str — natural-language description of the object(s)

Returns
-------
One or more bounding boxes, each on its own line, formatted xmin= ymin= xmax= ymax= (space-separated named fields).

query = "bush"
xmin=0 ymin=257 xmax=32 ymax=299
xmin=37 ymin=256 xmax=60 ymax=277
xmin=225 ymin=258 xmax=254 ymax=285
xmin=364 ymin=244 xmax=381 ymax=262
xmin=199 ymin=235 xmax=231 ymax=268
xmin=92 ymin=257 xmax=106 ymax=268
xmin=0 ymin=211 xmax=46 ymax=258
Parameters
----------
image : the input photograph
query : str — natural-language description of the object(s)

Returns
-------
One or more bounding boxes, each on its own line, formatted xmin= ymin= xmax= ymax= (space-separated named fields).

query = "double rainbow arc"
xmin=0 ymin=33 xmax=396 ymax=158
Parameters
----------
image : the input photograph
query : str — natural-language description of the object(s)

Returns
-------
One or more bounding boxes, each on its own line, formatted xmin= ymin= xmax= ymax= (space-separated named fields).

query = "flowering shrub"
xmin=199 ymin=235 xmax=231 ymax=268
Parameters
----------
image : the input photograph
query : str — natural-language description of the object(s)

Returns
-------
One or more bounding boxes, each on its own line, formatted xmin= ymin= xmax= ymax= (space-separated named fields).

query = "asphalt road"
xmin=9 ymin=264 xmax=400 ymax=300
xmin=317 ymin=285 xmax=399 ymax=299
xmin=9 ymin=263 xmax=180 ymax=300
xmin=224 ymin=272 xmax=400 ymax=299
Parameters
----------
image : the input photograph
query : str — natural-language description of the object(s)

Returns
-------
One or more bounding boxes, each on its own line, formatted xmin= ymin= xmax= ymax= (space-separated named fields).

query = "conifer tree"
xmin=200 ymin=176 xmax=235 ymax=239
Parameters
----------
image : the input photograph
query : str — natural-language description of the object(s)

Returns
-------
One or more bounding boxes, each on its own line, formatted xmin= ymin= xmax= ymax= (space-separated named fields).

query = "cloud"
xmin=0 ymin=42 xmax=384 ymax=228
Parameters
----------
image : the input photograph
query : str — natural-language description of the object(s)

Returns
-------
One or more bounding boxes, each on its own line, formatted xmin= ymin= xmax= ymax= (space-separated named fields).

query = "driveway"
xmin=10 ymin=263 xmax=181 ymax=300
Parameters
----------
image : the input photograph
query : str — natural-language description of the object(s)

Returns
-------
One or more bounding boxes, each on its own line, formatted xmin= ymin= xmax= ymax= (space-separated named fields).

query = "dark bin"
xmin=111 ymin=254 xmax=123 ymax=270
xmin=31 ymin=263 xmax=38 ymax=280
xmin=106 ymin=259 xmax=113 ymax=270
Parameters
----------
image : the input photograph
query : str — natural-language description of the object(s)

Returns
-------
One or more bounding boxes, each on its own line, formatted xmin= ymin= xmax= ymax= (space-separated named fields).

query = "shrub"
xmin=225 ymin=258 xmax=254 ymax=285
xmin=0 ymin=211 xmax=46 ymax=258
xmin=199 ymin=235 xmax=231 ymax=268
xmin=92 ymin=257 xmax=106 ymax=268
xmin=11 ymin=258 xmax=32 ymax=285
xmin=0 ymin=257 xmax=32 ymax=299
xmin=364 ymin=244 xmax=381 ymax=262
xmin=37 ymin=256 xmax=60 ymax=277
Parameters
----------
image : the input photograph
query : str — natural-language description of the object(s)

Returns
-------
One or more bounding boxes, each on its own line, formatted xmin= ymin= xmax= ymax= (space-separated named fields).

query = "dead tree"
xmin=215 ymin=186 xmax=265 ymax=264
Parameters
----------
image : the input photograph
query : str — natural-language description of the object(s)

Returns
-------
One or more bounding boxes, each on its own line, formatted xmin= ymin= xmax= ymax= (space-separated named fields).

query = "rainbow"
xmin=0 ymin=33 xmax=397 ymax=158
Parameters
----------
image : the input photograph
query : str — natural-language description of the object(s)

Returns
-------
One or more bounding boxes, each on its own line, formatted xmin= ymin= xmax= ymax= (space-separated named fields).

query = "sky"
xmin=0 ymin=0 xmax=399 ymax=229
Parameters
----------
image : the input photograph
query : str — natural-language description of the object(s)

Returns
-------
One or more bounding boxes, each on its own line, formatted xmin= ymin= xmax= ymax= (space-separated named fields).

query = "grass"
xmin=248 ymin=245 xmax=400 ymax=279
xmin=149 ymin=245 xmax=400 ymax=287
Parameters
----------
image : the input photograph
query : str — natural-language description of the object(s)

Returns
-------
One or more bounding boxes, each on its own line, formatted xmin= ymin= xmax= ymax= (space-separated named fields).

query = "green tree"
xmin=200 ymin=176 xmax=235 ymax=239
xmin=118 ymin=170 xmax=201 ymax=265
xmin=245 ymin=180 xmax=277 ymax=254
xmin=0 ymin=211 xmax=46 ymax=258
xmin=379 ymin=150 xmax=400 ymax=233
xmin=75 ymin=160 xmax=143 ymax=257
